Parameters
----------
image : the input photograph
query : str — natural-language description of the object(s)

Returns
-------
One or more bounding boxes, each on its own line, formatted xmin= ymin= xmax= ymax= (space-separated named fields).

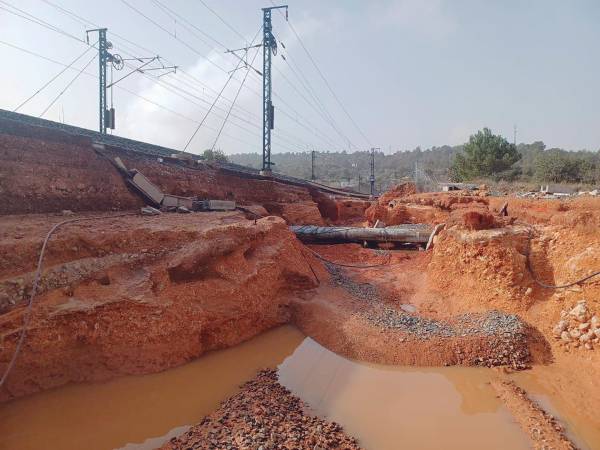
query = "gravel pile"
xmin=161 ymin=369 xmax=362 ymax=450
xmin=326 ymin=262 xmax=531 ymax=368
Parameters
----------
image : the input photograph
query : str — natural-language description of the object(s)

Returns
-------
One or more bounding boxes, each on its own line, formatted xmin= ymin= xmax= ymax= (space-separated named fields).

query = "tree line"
xmin=224 ymin=129 xmax=600 ymax=191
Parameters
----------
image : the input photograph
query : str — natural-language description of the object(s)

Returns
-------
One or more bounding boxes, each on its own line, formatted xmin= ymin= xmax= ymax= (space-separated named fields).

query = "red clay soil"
xmin=416 ymin=195 xmax=600 ymax=438
xmin=161 ymin=369 xmax=362 ymax=450
xmin=490 ymin=379 xmax=577 ymax=450
xmin=0 ymin=212 xmax=322 ymax=401
xmin=0 ymin=128 xmax=326 ymax=225
xmin=365 ymin=187 xmax=490 ymax=227
xmin=292 ymin=245 xmax=549 ymax=369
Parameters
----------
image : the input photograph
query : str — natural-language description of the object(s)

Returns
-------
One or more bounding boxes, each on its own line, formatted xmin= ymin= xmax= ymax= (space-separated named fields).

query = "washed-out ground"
xmin=1 ymin=126 xmax=600 ymax=450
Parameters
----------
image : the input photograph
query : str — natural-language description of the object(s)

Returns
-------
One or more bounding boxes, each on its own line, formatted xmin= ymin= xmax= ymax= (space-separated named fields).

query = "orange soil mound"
xmin=366 ymin=188 xmax=491 ymax=227
xmin=0 ymin=212 xmax=322 ymax=401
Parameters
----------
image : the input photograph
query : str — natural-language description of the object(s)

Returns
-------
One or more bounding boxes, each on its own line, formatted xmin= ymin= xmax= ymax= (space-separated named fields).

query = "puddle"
xmin=0 ymin=326 xmax=305 ymax=450
xmin=511 ymin=367 xmax=600 ymax=450
xmin=2 ymin=326 xmax=595 ymax=450
xmin=278 ymin=337 xmax=531 ymax=450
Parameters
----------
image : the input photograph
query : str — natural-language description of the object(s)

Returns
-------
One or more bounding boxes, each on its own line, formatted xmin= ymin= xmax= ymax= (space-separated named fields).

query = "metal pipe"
xmin=290 ymin=225 xmax=433 ymax=244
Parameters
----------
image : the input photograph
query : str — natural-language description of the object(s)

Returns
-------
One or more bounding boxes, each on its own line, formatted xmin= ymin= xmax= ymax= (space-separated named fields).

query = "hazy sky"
xmin=1 ymin=0 xmax=599 ymax=155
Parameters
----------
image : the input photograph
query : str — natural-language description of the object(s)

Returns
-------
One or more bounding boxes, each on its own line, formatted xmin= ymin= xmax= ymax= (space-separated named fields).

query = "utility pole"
xmin=311 ymin=149 xmax=316 ymax=180
xmin=261 ymin=5 xmax=288 ymax=175
xmin=87 ymin=28 xmax=175 ymax=135
xmin=513 ymin=124 xmax=517 ymax=146
xmin=88 ymin=28 xmax=109 ymax=134
xmin=370 ymin=147 xmax=379 ymax=197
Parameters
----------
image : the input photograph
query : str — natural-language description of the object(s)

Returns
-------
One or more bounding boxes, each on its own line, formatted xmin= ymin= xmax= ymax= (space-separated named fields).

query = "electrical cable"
xmin=522 ymin=223 xmax=600 ymax=289
xmin=13 ymin=43 xmax=96 ymax=112
xmin=271 ymin=2 xmax=372 ymax=147
xmin=183 ymin=27 xmax=262 ymax=151
xmin=38 ymin=0 xmax=335 ymax=150
xmin=0 ymin=39 xmax=269 ymax=151
xmin=210 ymin=45 xmax=261 ymax=151
xmin=0 ymin=1 xmax=86 ymax=44
xmin=39 ymin=53 xmax=97 ymax=118
xmin=304 ymin=245 xmax=391 ymax=269
xmin=0 ymin=213 xmax=136 ymax=389
xmin=197 ymin=0 xmax=248 ymax=43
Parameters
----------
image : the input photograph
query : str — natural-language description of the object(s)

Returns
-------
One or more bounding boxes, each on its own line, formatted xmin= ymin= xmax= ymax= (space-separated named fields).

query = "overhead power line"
xmin=38 ymin=0 xmax=337 ymax=150
xmin=183 ymin=27 xmax=262 ymax=151
xmin=0 ymin=39 xmax=282 ymax=151
xmin=0 ymin=1 xmax=85 ymax=44
xmin=39 ymin=53 xmax=97 ymax=117
xmin=13 ymin=43 xmax=96 ymax=112
xmin=211 ymin=45 xmax=261 ymax=151
xmin=271 ymin=2 xmax=372 ymax=147
xmin=197 ymin=0 xmax=248 ymax=43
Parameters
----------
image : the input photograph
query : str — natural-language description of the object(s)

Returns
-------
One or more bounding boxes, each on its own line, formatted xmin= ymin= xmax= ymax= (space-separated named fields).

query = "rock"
xmin=525 ymin=287 xmax=533 ymax=296
xmin=594 ymin=329 xmax=600 ymax=339
xmin=61 ymin=209 xmax=74 ymax=216
xmin=177 ymin=206 xmax=191 ymax=213
xmin=141 ymin=206 xmax=161 ymax=216
xmin=591 ymin=315 xmax=599 ymax=329
xmin=569 ymin=328 xmax=581 ymax=339
xmin=579 ymin=322 xmax=590 ymax=331
xmin=579 ymin=332 xmax=592 ymax=343
xmin=552 ymin=320 xmax=568 ymax=337
xmin=560 ymin=331 xmax=571 ymax=343
xmin=584 ymin=342 xmax=593 ymax=350
xmin=569 ymin=301 xmax=589 ymax=322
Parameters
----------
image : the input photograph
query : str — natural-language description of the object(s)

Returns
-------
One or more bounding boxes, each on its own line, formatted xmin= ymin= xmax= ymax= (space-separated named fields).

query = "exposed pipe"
xmin=290 ymin=225 xmax=433 ymax=245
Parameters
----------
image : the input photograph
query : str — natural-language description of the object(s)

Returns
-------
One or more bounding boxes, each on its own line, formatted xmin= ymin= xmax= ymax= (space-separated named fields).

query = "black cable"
xmin=305 ymin=246 xmax=391 ymax=269
xmin=522 ymin=223 xmax=600 ymax=289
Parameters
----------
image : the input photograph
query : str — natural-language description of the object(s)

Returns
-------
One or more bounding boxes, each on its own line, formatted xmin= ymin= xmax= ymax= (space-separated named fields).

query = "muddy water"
xmin=511 ymin=367 xmax=600 ymax=450
xmin=0 ymin=326 xmax=305 ymax=450
xmin=1 ymin=326 xmax=593 ymax=450
xmin=279 ymin=337 xmax=531 ymax=450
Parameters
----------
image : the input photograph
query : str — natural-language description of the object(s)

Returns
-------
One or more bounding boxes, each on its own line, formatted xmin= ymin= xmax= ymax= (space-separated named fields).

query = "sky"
xmin=1 ymin=0 xmax=599 ymax=155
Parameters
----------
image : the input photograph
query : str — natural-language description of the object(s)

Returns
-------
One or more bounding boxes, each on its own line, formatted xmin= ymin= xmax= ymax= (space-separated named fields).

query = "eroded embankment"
xmin=0 ymin=212 xmax=321 ymax=401
xmin=292 ymin=259 xmax=544 ymax=369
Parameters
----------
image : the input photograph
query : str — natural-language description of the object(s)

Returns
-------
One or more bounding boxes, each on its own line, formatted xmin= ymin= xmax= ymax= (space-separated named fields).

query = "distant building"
xmin=439 ymin=182 xmax=478 ymax=192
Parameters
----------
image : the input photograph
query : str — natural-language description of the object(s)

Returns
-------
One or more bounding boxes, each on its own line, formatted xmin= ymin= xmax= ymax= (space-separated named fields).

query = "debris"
xmin=141 ymin=206 xmax=161 ymax=216
xmin=176 ymin=206 xmax=191 ymax=214
xmin=129 ymin=170 xmax=165 ymax=207
xmin=61 ymin=209 xmax=74 ymax=216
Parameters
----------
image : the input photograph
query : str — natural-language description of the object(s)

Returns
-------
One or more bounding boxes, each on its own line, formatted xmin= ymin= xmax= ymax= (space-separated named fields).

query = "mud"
xmin=0 ymin=326 xmax=305 ymax=450
xmin=0 ymin=212 xmax=321 ymax=401
xmin=2 ymin=120 xmax=600 ymax=450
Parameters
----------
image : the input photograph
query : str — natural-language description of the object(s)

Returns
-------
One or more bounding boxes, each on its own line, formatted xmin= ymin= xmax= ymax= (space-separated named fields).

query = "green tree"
xmin=451 ymin=128 xmax=521 ymax=181
xmin=202 ymin=148 xmax=228 ymax=163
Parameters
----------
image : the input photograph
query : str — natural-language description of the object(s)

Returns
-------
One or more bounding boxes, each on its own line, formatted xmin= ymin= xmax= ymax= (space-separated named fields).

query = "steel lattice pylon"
xmin=261 ymin=5 xmax=287 ymax=173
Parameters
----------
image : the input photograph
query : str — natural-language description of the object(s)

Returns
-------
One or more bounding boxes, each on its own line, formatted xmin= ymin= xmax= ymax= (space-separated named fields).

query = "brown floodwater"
xmin=0 ymin=326 xmax=595 ymax=450
xmin=0 ymin=326 xmax=305 ymax=450
xmin=278 ymin=337 xmax=531 ymax=450
xmin=511 ymin=367 xmax=600 ymax=450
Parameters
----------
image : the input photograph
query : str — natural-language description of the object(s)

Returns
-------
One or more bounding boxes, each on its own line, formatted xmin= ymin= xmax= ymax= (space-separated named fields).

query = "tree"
xmin=202 ymin=148 xmax=228 ymax=163
xmin=451 ymin=128 xmax=521 ymax=181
